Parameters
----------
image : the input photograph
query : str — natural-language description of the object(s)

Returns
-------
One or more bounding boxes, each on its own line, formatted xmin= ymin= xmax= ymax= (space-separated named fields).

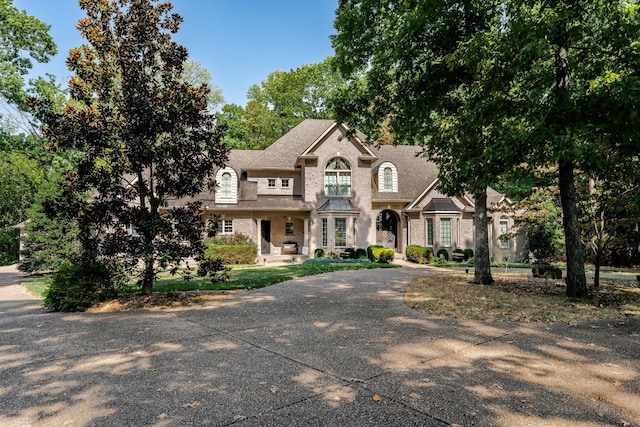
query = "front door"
xmin=376 ymin=210 xmax=398 ymax=250
xmin=261 ymin=220 xmax=271 ymax=254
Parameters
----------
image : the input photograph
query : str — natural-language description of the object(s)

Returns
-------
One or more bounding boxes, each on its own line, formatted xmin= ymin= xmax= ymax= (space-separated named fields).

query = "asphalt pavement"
xmin=1 ymin=263 xmax=639 ymax=426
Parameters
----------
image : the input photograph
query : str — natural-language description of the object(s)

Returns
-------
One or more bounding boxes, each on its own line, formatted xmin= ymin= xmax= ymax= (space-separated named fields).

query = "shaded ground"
xmin=87 ymin=289 xmax=244 ymax=312
xmin=2 ymin=265 xmax=640 ymax=426
xmin=405 ymin=273 xmax=640 ymax=323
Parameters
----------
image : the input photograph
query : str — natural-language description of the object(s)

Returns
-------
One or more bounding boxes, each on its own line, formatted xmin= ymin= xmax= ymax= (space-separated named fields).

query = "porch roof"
xmin=316 ymin=199 xmax=361 ymax=213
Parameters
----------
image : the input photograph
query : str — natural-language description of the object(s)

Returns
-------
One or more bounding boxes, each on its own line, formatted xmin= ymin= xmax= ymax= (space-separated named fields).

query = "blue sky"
xmin=13 ymin=0 xmax=338 ymax=106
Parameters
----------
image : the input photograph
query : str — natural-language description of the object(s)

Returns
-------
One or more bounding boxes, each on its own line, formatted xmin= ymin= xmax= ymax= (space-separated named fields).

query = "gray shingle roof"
xmin=423 ymin=198 xmax=461 ymax=212
xmin=371 ymin=145 xmax=439 ymax=202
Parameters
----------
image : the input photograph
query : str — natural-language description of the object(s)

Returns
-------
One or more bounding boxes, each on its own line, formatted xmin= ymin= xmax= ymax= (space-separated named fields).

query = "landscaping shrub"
xmin=406 ymin=245 xmax=432 ymax=264
xmin=197 ymin=257 xmax=231 ymax=283
xmin=430 ymin=256 xmax=448 ymax=267
xmin=367 ymin=245 xmax=384 ymax=261
xmin=355 ymin=248 xmax=367 ymax=259
xmin=371 ymin=247 xmax=395 ymax=263
xmin=344 ymin=248 xmax=356 ymax=259
xmin=436 ymin=248 xmax=449 ymax=261
xmin=314 ymin=248 xmax=325 ymax=258
xmin=204 ymin=242 xmax=257 ymax=265
xmin=463 ymin=249 xmax=474 ymax=261
xmin=208 ymin=233 xmax=254 ymax=245
xmin=44 ymin=260 xmax=126 ymax=312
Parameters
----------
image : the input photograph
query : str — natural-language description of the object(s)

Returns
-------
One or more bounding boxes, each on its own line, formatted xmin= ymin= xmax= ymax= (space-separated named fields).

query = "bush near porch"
xmin=204 ymin=234 xmax=257 ymax=265
xmin=406 ymin=245 xmax=433 ymax=264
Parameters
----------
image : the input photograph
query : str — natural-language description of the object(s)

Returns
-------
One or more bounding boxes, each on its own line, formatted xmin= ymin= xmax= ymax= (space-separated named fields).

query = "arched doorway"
xmin=376 ymin=210 xmax=398 ymax=250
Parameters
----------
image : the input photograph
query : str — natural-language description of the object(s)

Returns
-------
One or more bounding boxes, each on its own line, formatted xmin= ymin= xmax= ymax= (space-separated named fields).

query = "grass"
xmin=21 ymin=261 xmax=398 ymax=299
xmin=150 ymin=261 xmax=397 ymax=292
xmin=21 ymin=275 xmax=50 ymax=299
xmin=405 ymin=273 xmax=640 ymax=323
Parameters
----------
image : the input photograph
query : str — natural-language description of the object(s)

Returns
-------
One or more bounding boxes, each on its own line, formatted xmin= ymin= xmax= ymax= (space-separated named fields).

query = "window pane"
xmin=426 ymin=219 xmax=433 ymax=246
xmin=335 ymin=218 xmax=347 ymax=247
xmin=499 ymin=220 xmax=509 ymax=248
xmin=221 ymin=172 xmax=232 ymax=198
xmin=440 ymin=219 xmax=451 ymax=247
xmin=322 ymin=218 xmax=327 ymax=246
xmin=285 ymin=222 xmax=294 ymax=235
xmin=338 ymin=173 xmax=351 ymax=196
xmin=383 ymin=167 xmax=392 ymax=191
xmin=281 ymin=179 xmax=289 ymax=188
xmin=222 ymin=220 xmax=233 ymax=234
xmin=325 ymin=172 xmax=337 ymax=195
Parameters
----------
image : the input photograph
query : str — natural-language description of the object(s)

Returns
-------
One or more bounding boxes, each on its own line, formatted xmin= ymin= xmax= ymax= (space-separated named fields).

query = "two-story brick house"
xmin=172 ymin=119 xmax=526 ymax=261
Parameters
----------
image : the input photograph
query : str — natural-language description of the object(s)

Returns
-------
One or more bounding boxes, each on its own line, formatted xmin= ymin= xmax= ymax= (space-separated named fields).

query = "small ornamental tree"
xmin=29 ymin=0 xmax=228 ymax=294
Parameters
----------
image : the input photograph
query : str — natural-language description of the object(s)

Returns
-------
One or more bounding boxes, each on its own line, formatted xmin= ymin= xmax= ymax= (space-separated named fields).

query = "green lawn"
xmin=22 ymin=261 xmax=398 ymax=298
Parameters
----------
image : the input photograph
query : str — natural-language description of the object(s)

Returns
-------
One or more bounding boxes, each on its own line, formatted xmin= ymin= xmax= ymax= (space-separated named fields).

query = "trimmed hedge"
xmin=367 ymin=245 xmax=384 ymax=261
xmin=463 ymin=249 xmax=474 ymax=261
xmin=204 ymin=243 xmax=257 ymax=265
xmin=405 ymin=245 xmax=433 ymax=264
xmin=436 ymin=248 xmax=449 ymax=261
xmin=355 ymin=248 xmax=367 ymax=259
xmin=314 ymin=248 xmax=325 ymax=258
xmin=371 ymin=247 xmax=395 ymax=263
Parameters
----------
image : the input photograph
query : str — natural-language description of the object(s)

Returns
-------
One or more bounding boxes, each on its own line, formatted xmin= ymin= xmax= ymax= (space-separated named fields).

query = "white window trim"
xmin=215 ymin=167 xmax=238 ymax=204
xmin=378 ymin=162 xmax=398 ymax=192
xmin=499 ymin=219 xmax=510 ymax=249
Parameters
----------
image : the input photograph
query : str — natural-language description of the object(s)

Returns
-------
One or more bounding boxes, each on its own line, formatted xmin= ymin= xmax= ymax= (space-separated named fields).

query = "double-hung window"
xmin=334 ymin=218 xmax=347 ymax=247
xmin=440 ymin=219 xmax=451 ymax=247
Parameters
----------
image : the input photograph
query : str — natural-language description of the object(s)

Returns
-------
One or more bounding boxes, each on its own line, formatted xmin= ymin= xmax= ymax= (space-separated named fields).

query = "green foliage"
xmin=355 ymin=248 xmax=367 ymax=259
xmin=436 ymin=249 xmax=449 ymax=261
xmin=314 ymin=248 xmax=325 ymax=258
xmin=29 ymin=0 xmax=228 ymax=295
xmin=180 ymin=60 xmax=224 ymax=111
xmin=463 ymin=249 xmax=474 ymax=261
xmin=204 ymin=242 xmax=257 ymax=265
xmin=371 ymin=247 xmax=394 ymax=264
xmin=406 ymin=245 xmax=432 ymax=264
xmin=243 ymin=57 xmax=345 ymax=148
xmin=19 ymin=175 xmax=80 ymax=273
xmin=303 ymin=257 xmax=372 ymax=264
xmin=430 ymin=256 xmax=448 ymax=267
xmin=208 ymin=233 xmax=254 ymax=245
xmin=344 ymin=248 xmax=356 ymax=259
xmin=43 ymin=260 xmax=126 ymax=312
xmin=0 ymin=227 xmax=18 ymax=265
xmin=0 ymin=0 xmax=57 ymax=109
xmin=197 ymin=258 xmax=231 ymax=284
xmin=517 ymin=189 xmax=564 ymax=263
xmin=367 ymin=245 xmax=384 ymax=261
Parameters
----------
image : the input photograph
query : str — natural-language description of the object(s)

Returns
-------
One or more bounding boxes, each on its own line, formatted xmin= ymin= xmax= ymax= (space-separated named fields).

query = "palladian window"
xmin=324 ymin=158 xmax=351 ymax=196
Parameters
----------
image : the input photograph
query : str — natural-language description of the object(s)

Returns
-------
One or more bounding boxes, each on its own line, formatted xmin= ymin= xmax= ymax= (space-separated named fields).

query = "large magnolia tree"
xmin=30 ymin=0 xmax=228 ymax=294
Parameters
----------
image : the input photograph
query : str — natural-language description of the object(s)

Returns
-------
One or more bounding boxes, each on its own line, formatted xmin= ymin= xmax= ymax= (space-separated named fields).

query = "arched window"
xmin=383 ymin=167 xmax=393 ymax=191
xmin=215 ymin=167 xmax=237 ymax=203
xmin=378 ymin=162 xmax=398 ymax=192
xmin=221 ymin=172 xmax=232 ymax=198
xmin=325 ymin=158 xmax=351 ymax=196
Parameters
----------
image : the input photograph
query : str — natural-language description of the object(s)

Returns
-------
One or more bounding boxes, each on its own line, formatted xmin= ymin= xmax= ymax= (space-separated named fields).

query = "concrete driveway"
xmin=1 ymin=264 xmax=639 ymax=426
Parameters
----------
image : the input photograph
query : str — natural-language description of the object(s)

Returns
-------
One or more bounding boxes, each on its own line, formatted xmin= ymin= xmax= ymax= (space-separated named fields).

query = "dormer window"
xmin=215 ymin=167 xmax=238 ymax=204
xmin=378 ymin=162 xmax=398 ymax=192
xmin=325 ymin=157 xmax=351 ymax=196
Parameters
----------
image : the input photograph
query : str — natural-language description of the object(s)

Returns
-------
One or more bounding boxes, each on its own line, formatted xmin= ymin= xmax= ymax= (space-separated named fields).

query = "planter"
xmin=281 ymin=242 xmax=298 ymax=255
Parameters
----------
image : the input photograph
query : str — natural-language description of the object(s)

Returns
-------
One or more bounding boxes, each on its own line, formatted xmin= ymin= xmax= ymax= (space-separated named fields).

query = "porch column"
xmin=257 ymin=218 xmax=262 ymax=256
xmin=303 ymin=218 xmax=309 ymax=254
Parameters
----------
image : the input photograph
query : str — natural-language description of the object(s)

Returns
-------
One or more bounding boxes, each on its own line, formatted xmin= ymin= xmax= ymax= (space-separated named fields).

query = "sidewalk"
xmin=1 ymin=264 xmax=639 ymax=426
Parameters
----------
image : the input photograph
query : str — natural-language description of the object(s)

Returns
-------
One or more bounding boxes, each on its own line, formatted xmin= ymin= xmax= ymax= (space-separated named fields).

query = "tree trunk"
xmin=594 ymin=256 xmax=601 ymax=288
xmin=558 ymin=160 xmax=588 ymax=297
xmin=140 ymin=253 xmax=154 ymax=295
xmin=472 ymin=188 xmax=494 ymax=285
